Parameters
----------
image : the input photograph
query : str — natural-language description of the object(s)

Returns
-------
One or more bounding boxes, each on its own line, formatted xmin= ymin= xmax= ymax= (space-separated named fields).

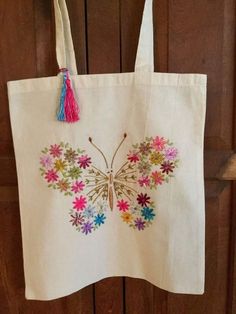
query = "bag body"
xmin=7 ymin=0 xmax=207 ymax=300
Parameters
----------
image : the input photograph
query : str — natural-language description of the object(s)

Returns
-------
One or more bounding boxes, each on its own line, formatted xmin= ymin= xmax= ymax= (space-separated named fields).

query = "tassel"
xmin=57 ymin=68 xmax=80 ymax=123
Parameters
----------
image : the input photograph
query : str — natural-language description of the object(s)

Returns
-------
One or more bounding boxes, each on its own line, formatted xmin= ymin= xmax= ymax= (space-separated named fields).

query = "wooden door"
xmin=1 ymin=0 xmax=236 ymax=313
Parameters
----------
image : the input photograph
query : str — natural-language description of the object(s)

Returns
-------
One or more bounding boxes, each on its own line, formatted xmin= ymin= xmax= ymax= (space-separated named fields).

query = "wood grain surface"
xmin=0 ymin=0 xmax=235 ymax=313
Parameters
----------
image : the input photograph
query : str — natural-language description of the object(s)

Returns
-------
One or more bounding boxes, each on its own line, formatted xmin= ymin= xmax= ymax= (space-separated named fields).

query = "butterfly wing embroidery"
xmin=39 ymin=142 xmax=109 ymax=235
xmin=39 ymin=135 xmax=179 ymax=235
xmin=113 ymin=136 xmax=179 ymax=230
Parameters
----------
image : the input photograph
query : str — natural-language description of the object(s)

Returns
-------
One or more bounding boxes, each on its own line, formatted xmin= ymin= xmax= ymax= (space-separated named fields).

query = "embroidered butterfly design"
xmin=39 ymin=134 xmax=179 ymax=235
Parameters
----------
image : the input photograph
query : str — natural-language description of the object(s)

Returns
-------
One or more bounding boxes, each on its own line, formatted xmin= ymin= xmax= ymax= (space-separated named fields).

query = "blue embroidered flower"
xmin=94 ymin=213 xmax=106 ymax=226
xmin=83 ymin=205 xmax=96 ymax=218
xmin=141 ymin=207 xmax=155 ymax=221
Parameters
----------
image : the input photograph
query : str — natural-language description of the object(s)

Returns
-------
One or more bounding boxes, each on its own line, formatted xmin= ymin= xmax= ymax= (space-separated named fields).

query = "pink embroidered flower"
xmin=44 ymin=169 xmax=59 ymax=183
xmin=40 ymin=155 xmax=53 ymax=169
xmin=78 ymin=155 xmax=92 ymax=169
xmin=49 ymin=144 xmax=62 ymax=158
xmin=127 ymin=151 xmax=140 ymax=163
xmin=164 ymin=147 xmax=178 ymax=160
xmin=71 ymin=180 xmax=85 ymax=193
xmin=73 ymin=195 xmax=87 ymax=211
xmin=138 ymin=176 xmax=150 ymax=187
xmin=152 ymin=136 xmax=167 ymax=151
xmin=117 ymin=199 xmax=129 ymax=212
xmin=151 ymin=171 xmax=164 ymax=185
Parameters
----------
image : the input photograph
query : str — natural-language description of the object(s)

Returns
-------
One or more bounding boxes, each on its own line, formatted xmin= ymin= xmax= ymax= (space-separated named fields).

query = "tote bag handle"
xmin=54 ymin=0 xmax=78 ymax=75
xmin=53 ymin=0 xmax=154 ymax=74
xmin=135 ymin=0 xmax=154 ymax=72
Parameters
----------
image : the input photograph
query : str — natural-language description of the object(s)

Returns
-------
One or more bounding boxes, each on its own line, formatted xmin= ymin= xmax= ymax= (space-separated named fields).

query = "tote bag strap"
xmin=53 ymin=0 xmax=78 ymax=75
xmin=134 ymin=0 xmax=154 ymax=72
xmin=53 ymin=0 xmax=153 ymax=74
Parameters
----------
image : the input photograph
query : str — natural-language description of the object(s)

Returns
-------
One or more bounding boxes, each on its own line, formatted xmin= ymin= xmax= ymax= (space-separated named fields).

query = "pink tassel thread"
xmin=57 ymin=68 xmax=80 ymax=123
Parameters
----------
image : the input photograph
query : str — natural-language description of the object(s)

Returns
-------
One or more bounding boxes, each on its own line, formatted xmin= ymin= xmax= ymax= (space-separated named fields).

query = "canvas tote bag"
xmin=7 ymin=0 xmax=207 ymax=300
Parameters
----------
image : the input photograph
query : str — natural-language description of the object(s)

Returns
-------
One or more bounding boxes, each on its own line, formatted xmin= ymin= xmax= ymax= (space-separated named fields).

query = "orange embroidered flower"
xmin=151 ymin=171 xmax=164 ymax=185
xmin=121 ymin=212 xmax=133 ymax=223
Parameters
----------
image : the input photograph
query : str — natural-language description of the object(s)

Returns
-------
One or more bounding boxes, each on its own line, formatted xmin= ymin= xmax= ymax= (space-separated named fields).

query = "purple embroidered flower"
xmin=40 ymin=155 xmax=53 ymax=169
xmin=164 ymin=147 xmax=178 ymax=160
xmin=81 ymin=221 xmax=93 ymax=235
xmin=134 ymin=218 xmax=146 ymax=231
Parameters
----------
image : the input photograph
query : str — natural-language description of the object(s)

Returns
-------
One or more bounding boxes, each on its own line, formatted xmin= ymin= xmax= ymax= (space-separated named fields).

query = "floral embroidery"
xmin=137 ymin=193 xmax=151 ymax=207
xmin=71 ymin=180 xmax=85 ymax=193
xmin=152 ymin=136 xmax=167 ymax=151
xmin=117 ymin=199 xmax=129 ymax=212
xmin=49 ymin=144 xmax=62 ymax=158
xmin=138 ymin=176 xmax=150 ymax=187
xmin=39 ymin=135 xmax=179 ymax=235
xmin=73 ymin=195 xmax=87 ymax=211
xmin=78 ymin=155 xmax=92 ymax=169
xmin=44 ymin=169 xmax=59 ymax=183
xmin=40 ymin=155 xmax=53 ymax=169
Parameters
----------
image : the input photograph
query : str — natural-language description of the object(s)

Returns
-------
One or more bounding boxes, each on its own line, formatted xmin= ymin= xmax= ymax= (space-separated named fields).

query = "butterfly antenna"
xmin=89 ymin=137 xmax=109 ymax=169
xmin=111 ymin=133 xmax=127 ymax=168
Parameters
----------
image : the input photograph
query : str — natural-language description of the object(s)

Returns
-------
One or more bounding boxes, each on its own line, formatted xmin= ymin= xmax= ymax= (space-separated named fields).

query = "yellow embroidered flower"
xmin=149 ymin=152 xmax=164 ymax=165
xmin=54 ymin=159 xmax=67 ymax=172
xmin=121 ymin=212 xmax=133 ymax=223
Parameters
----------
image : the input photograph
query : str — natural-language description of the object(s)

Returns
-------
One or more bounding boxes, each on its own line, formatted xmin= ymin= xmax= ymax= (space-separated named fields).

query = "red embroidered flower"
xmin=160 ymin=161 xmax=175 ymax=174
xmin=117 ymin=199 xmax=129 ymax=212
xmin=151 ymin=171 xmax=164 ymax=185
xmin=137 ymin=193 xmax=150 ymax=207
xmin=45 ymin=169 xmax=59 ymax=183
xmin=78 ymin=155 xmax=92 ymax=169
xmin=127 ymin=151 xmax=140 ymax=163
xmin=71 ymin=180 xmax=85 ymax=193
xmin=73 ymin=195 xmax=87 ymax=211
xmin=152 ymin=136 xmax=167 ymax=151
xmin=70 ymin=212 xmax=85 ymax=226
xmin=49 ymin=144 xmax=62 ymax=158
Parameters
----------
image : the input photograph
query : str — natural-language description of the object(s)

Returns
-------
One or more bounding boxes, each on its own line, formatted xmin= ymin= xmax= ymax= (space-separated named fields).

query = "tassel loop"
xmin=57 ymin=68 xmax=80 ymax=123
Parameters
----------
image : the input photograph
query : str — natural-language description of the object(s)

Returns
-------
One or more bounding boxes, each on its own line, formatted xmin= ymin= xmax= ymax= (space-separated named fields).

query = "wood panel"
xmin=0 ymin=0 xmax=235 ymax=313
xmin=86 ymin=0 xmax=120 ymax=74
xmin=167 ymin=0 xmax=236 ymax=314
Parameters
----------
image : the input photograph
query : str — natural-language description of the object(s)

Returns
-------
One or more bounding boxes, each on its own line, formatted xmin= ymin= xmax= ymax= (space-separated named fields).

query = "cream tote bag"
xmin=7 ymin=0 xmax=207 ymax=300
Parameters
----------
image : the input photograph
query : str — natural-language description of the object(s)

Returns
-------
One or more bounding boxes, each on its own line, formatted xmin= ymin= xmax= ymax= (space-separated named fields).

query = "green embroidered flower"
xmin=67 ymin=166 xmax=82 ymax=179
xmin=137 ymin=161 xmax=151 ymax=175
